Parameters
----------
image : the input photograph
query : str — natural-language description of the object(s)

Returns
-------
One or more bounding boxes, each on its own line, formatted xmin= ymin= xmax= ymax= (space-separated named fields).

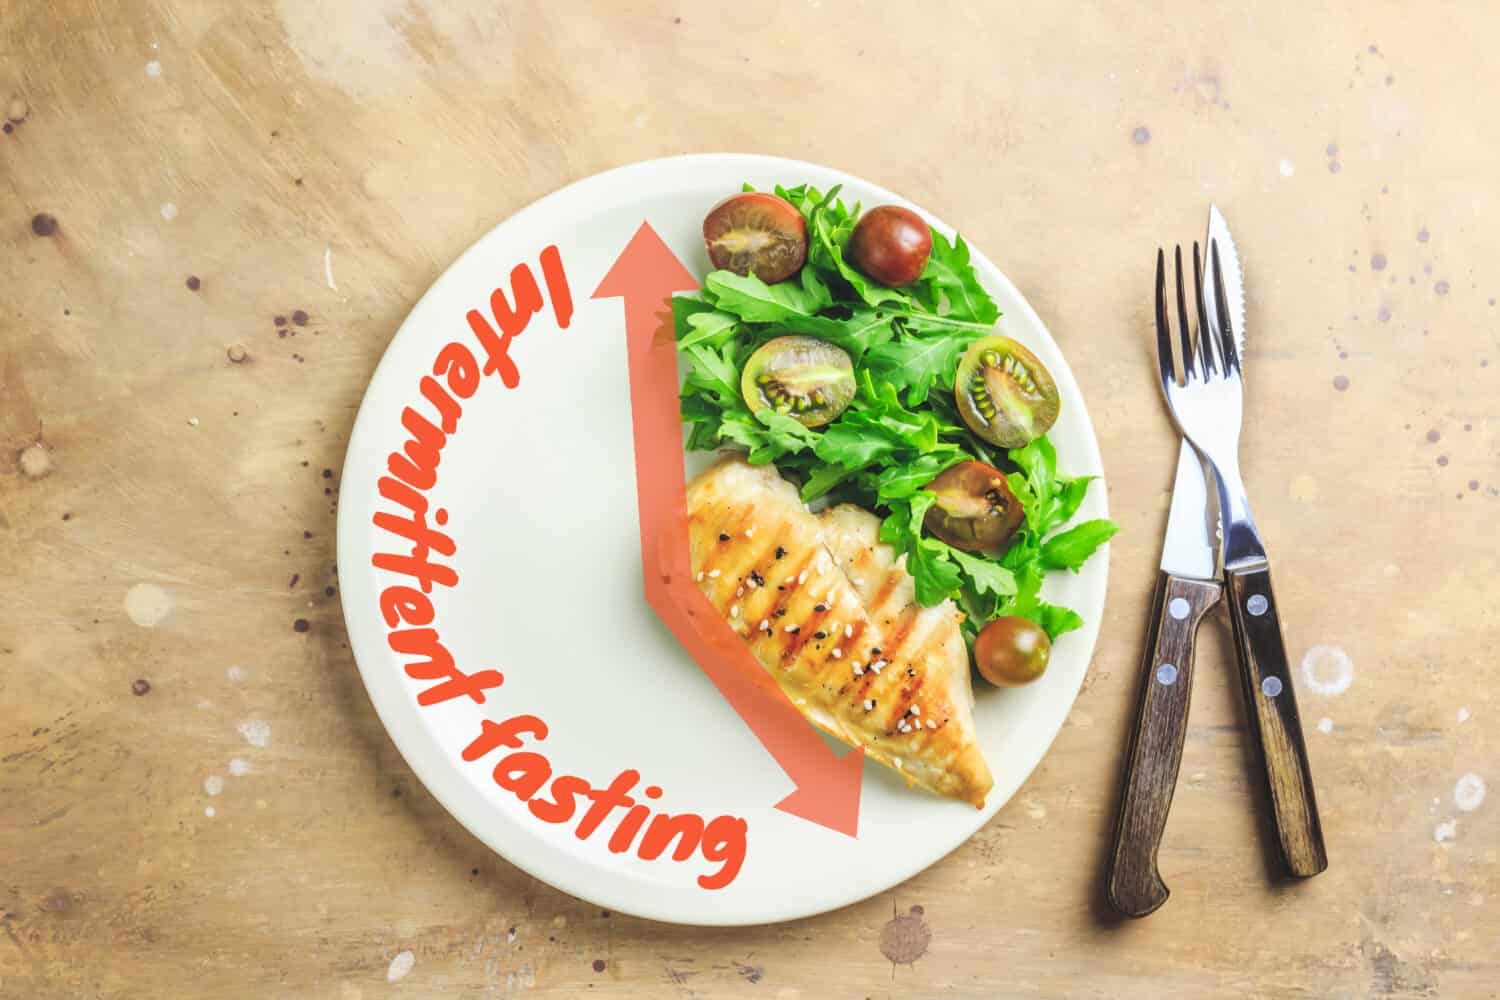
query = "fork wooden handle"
xmin=1106 ymin=571 xmax=1221 ymax=918
xmin=1224 ymin=563 xmax=1328 ymax=878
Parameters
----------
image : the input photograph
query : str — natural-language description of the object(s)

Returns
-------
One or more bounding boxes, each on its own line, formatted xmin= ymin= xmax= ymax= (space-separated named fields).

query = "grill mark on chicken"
xmin=686 ymin=458 xmax=993 ymax=806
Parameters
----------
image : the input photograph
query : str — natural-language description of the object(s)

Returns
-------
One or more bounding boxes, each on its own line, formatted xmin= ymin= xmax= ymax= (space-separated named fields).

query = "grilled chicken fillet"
xmin=686 ymin=456 xmax=994 ymax=807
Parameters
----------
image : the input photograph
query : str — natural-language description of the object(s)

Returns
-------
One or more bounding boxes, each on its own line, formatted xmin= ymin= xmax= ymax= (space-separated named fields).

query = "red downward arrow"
xmin=592 ymin=221 xmax=863 ymax=838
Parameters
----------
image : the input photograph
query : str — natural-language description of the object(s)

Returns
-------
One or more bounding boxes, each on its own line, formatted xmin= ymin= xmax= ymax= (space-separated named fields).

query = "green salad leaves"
xmin=675 ymin=183 xmax=1117 ymax=642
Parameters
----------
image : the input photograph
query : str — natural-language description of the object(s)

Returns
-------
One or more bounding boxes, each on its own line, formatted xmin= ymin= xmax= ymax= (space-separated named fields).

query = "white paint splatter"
xmin=1300 ymin=645 xmax=1354 ymax=696
xmin=124 ymin=583 xmax=172 ymax=627
xmin=387 ymin=951 xmax=415 ymax=983
xmin=17 ymin=441 xmax=51 ymax=478
xmin=324 ymin=245 xmax=338 ymax=291
xmin=1020 ymin=794 xmax=1047 ymax=821
xmin=1435 ymin=819 xmax=1458 ymax=843
xmin=506 ymin=928 xmax=517 ymax=944
xmin=160 ymin=201 xmax=178 ymax=220
xmin=1279 ymin=159 xmax=1295 ymax=177
xmin=226 ymin=665 xmax=246 ymax=683
xmin=236 ymin=720 xmax=271 ymax=747
xmin=228 ymin=758 xmax=251 ymax=777
xmin=1457 ymin=706 xmax=1471 ymax=723
xmin=1455 ymin=773 xmax=1487 ymax=812
xmin=204 ymin=806 xmax=216 ymax=818
xmin=1317 ymin=717 xmax=1334 ymax=734
xmin=204 ymin=775 xmax=224 ymax=796
xmin=186 ymin=416 xmax=199 ymax=427
xmin=145 ymin=60 xmax=162 ymax=77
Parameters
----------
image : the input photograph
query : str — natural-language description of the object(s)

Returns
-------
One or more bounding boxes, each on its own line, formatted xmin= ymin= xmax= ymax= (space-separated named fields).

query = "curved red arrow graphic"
xmin=592 ymin=221 xmax=863 ymax=838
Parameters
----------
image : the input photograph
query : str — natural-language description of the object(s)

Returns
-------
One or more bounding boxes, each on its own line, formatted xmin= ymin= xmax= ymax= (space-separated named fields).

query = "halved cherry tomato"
xmin=702 ymin=192 xmax=808 ymax=283
xmin=922 ymin=460 xmax=1024 ymax=552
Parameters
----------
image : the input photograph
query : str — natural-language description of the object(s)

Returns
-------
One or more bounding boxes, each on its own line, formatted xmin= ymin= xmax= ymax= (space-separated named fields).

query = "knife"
xmin=1105 ymin=428 xmax=1223 ymax=917
xmin=1202 ymin=206 xmax=1329 ymax=878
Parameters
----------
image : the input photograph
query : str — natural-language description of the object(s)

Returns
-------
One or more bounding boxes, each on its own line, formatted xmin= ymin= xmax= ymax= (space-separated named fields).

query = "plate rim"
xmin=337 ymin=152 xmax=1110 ymax=926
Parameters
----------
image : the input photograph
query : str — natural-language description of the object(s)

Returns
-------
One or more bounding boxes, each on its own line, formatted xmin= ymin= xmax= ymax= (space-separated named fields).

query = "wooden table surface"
xmin=4 ymin=2 xmax=1497 ymax=997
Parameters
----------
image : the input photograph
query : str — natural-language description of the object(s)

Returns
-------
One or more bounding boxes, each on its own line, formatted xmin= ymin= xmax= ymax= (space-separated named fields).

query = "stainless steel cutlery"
xmin=1107 ymin=207 xmax=1327 ymax=918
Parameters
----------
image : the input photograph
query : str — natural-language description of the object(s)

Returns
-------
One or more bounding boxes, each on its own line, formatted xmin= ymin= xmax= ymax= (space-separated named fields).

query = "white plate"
xmin=337 ymin=154 xmax=1109 ymax=926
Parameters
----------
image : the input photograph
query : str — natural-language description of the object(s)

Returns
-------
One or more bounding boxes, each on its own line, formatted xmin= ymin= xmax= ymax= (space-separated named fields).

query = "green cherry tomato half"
xmin=740 ymin=335 xmax=855 ymax=428
xmin=954 ymin=335 xmax=1060 ymax=448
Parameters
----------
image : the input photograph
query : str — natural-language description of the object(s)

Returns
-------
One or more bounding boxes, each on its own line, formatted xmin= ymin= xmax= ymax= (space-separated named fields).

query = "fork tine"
xmin=1173 ymin=245 xmax=1195 ymax=381
xmin=1192 ymin=242 xmax=1216 ymax=377
xmin=1154 ymin=248 xmax=1176 ymax=389
xmin=1210 ymin=240 xmax=1239 ymax=374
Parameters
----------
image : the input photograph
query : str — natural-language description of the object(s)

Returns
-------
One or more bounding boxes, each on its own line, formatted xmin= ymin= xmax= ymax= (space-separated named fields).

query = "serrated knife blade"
xmin=1206 ymin=204 xmax=1246 ymax=365
xmin=1203 ymin=204 xmax=1245 ymax=564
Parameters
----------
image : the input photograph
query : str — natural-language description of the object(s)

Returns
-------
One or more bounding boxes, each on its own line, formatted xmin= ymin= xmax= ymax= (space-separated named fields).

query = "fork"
xmin=1155 ymin=243 xmax=1328 ymax=879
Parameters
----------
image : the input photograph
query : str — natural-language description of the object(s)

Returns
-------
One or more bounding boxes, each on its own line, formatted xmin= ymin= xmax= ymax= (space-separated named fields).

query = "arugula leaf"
xmin=864 ymin=328 xmax=970 ymax=405
xmin=678 ymin=309 xmax=741 ymax=350
xmin=774 ymin=183 xmax=817 ymax=218
xmin=681 ymin=342 xmax=740 ymax=405
xmin=799 ymin=463 xmax=853 ymax=502
xmin=1032 ymin=602 xmax=1085 ymax=640
xmin=909 ymin=539 xmax=964 ymax=605
xmin=672 ymin=293 xmax=716 ymax=334
xmin=758 ymin=310 xmax=894 ymax=363
xmin=1040 ymin=519 xmax=1119 ymax=571
xmin=1052 ymin=475 xmax=1095 ymax=529
xmin=950 ymin=548 xmax=1017 ymax=597
xmin=872 ymin=453 xmax=959 ymax=501
xmin=704 ymin=269 xmax=831 ymax=322
xmin=918 ymin=230 xmax=999 ymax=323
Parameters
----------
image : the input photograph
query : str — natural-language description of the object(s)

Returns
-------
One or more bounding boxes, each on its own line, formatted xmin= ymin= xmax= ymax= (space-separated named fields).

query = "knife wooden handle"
xmin=1106 ymin=571 xmax=1221 ymax=918
xmin=1224 ymin=563 xmax=1328 ymax=878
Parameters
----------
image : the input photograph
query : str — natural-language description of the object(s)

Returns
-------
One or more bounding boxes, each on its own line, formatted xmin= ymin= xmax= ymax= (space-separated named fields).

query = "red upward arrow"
xmin=592 ymin=221 xmax=863 ymax=838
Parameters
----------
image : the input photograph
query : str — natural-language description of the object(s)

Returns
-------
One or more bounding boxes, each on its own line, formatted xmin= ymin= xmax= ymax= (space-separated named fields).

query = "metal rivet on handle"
xmin=1246 ymin=594 xmax=1269 ymax=616
xmin=1168 ymin=597 xmax=1190 ymax=620
xmin=1156 ymin=663 xmax=1179 ymax=686
xmin=1261 ymin=675 xmax=1283 ymax=697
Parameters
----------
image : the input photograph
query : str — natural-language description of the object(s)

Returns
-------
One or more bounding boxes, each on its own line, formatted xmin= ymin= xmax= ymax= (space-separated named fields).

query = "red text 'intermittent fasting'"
xmin=368 ymin=246 xmax=748 ymax=891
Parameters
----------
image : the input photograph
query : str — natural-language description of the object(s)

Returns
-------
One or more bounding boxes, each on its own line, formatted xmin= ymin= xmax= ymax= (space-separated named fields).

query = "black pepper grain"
xmin=774 ymin=546 xmax=786 ymax=559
